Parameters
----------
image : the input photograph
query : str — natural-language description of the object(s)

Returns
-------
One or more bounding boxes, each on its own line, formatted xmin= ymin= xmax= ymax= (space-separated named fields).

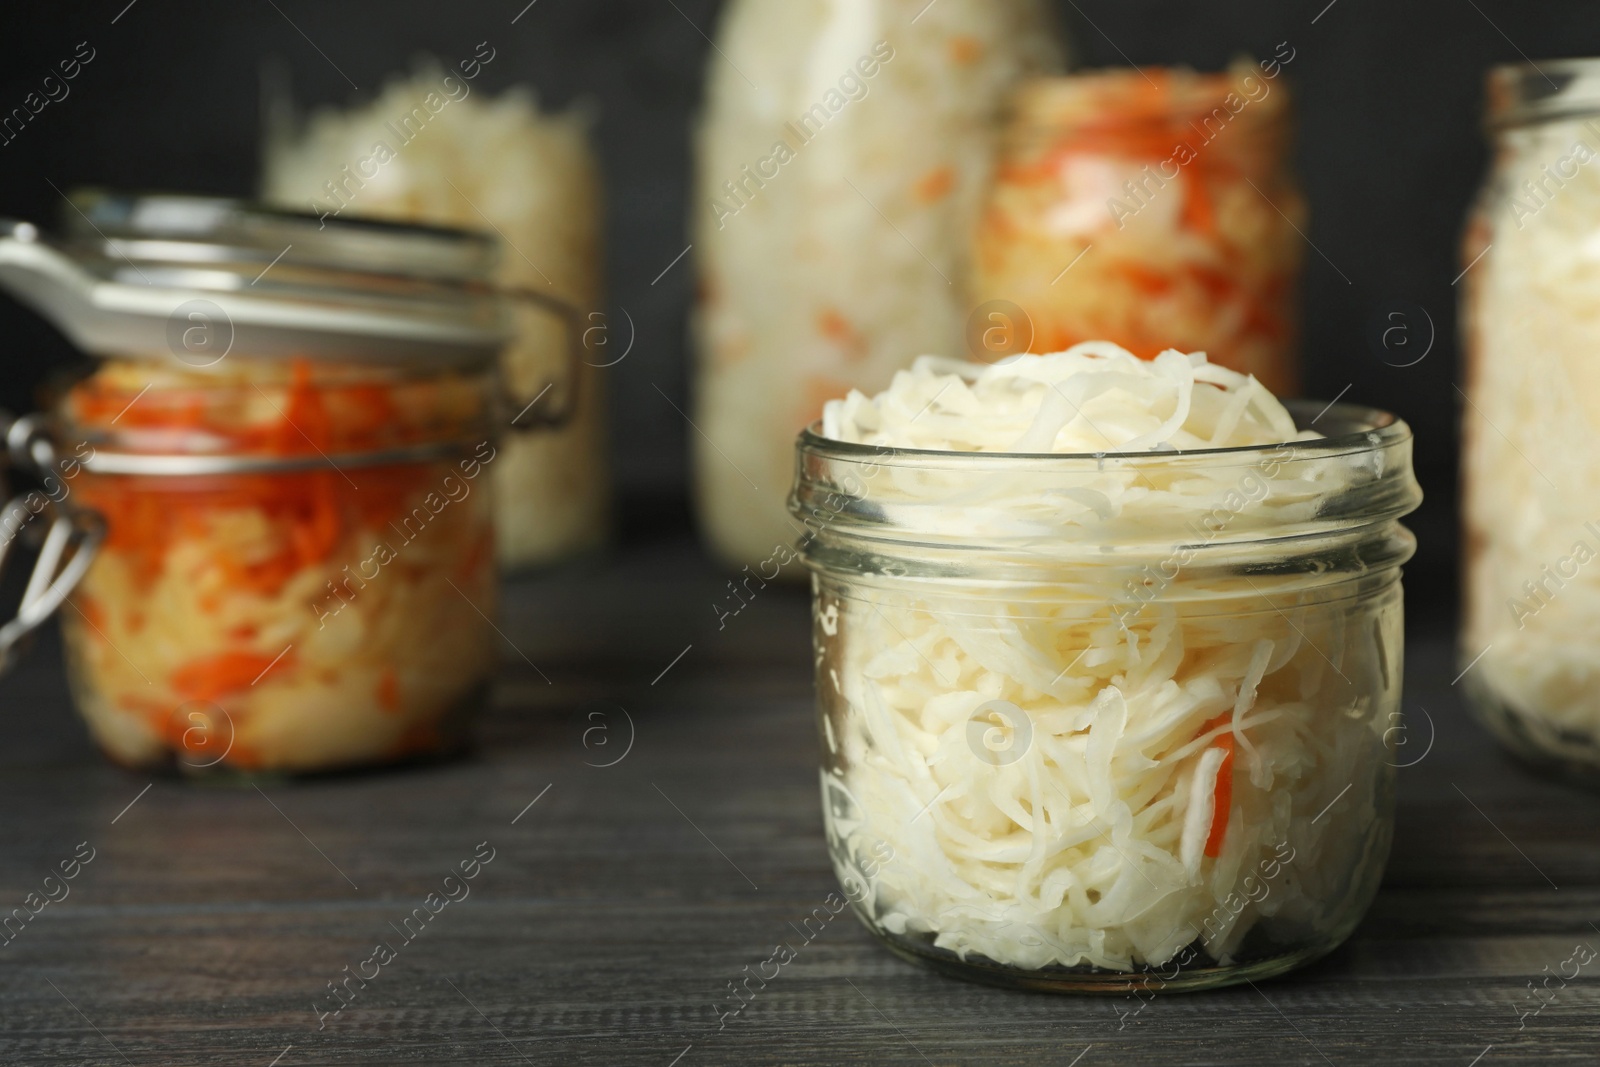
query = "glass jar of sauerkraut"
xmin=792 ymin=344 xmax=1420 ymax=991
xmin=972 ymin=62 xmax=1304 ymax=396
xmin=0 ymin=193 xmax=583 ymax=774
xmin=693 ymin=0 xmax=1065 ymax=571
xmin=263 ymin=68 xmax=611 ymax=572
xmin=1460 ymin=60 xmax=1600 ymax=779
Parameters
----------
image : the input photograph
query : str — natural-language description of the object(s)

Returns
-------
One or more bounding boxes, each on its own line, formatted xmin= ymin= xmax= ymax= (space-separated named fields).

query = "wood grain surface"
xmin=0 ymin=541 xmax=1594 ymax=1066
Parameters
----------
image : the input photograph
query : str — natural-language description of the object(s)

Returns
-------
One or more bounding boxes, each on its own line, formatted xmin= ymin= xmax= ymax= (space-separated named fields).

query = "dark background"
xmin=0 ymin=0 xmax=1585 ymax=613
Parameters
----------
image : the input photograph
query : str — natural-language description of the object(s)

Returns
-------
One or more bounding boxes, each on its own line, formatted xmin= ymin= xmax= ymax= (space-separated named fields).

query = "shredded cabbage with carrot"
xmin=60 ymin=360 xmax=497 ymax=773
xmin=814 ymin=343 xmax=1396 ymax=972
xmin=971 ymin=63 xmax=1305 ymax=397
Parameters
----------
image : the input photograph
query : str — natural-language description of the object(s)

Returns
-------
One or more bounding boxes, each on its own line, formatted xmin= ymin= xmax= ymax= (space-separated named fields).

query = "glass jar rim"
xmin=789 ymin=399 xmax=1421 ymax=583
xmin=66 ymin=189 xmax=500 ymax=285
xmin=47 ymin=359 xmax=498 ymax=475
xmin=1003 ymin=64 xmax=1291 ymax=139
xmin=0 ymin=192 xmax=528 ymax=368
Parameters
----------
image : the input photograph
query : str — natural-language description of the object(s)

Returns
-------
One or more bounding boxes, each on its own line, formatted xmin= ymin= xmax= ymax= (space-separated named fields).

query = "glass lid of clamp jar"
xmin=0 ymin=189 xmax=584 ymax=775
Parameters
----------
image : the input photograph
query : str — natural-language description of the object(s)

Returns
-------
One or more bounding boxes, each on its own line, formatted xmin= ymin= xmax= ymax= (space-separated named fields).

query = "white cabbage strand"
xmin=822 ymin=342 xmax=1312 ymax=454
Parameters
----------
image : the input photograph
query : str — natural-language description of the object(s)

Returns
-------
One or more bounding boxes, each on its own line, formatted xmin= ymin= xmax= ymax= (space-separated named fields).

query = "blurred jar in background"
xmin=1460 ymin=59 xmax=1600 ymax=780
xmin=0 ymin=193 xmax=584 ymax=773
xmin=971 ymin=61 xmax=1304 ymax=396
xmin=692 ymin=0 xmax=1065 ymax=570
xmin=59 ymin=359 xmax=500 ymax=773
xmin=263 ymin=65 xmax=609 ymax=571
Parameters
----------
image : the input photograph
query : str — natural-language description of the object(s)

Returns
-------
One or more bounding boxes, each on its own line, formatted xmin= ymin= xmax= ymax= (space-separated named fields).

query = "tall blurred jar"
xmin=264 ymin=64 xmax=609 ymax=570
xmin=971 ymin=57 xmax=1304 ymax=396
xmin=692 ymin=0 xmax=1065 ymax=569
xmin=1460 ymin=60 xmax=1600 ymax=778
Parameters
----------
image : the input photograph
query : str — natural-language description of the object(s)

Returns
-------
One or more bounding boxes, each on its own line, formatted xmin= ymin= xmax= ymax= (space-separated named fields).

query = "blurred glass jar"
xmin=791 ymin=403 xmax=1420 ymax=991
xmin=54 ymin=362 xmax=499 ymax=773
xmin=0 ymin=193 xmax=582 ymax=773
xmin=263 ymin=69 xmax=610 ymax=572
xmin=693 ymin=0 xmax=1065 ymax=571
xmin=972 ymin=62 xmax=1304 ymax=396
xmin=1460 ymin=60 xmax=1600 ymax=779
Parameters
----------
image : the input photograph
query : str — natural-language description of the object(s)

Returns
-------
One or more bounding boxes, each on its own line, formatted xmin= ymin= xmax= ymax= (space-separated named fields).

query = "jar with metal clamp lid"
xmin=0 ymin=191 xmax=583 ymax=773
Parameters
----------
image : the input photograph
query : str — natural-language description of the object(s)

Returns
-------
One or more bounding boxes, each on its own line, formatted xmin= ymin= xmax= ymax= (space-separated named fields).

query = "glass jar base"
xmin=1464 ymin=677 xmax=1600 ymax=788
xmin=133 ymin=735 xmax=474 ymax=784
xmin=86 ymin=682 xmax=486 ymax=780
xmin=869 ymin=924 xmax=1344 ymax=994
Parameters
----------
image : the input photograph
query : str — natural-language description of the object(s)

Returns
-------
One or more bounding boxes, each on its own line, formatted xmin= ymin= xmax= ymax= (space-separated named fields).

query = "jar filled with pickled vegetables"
xmin=972 ymin=61 xmax=1304 ymax=395
xmin=692 ymin=0 xmax=1066 ymax=571
xmin=793 ymin=343 xmax=1419 ymax=990
xmin=1460 ymin=59 xmax=1600 ymax=779
xmin=263 ymin=68 xmax=611 ymax=572
xmin=0 ymin=194 xmax=583 ymax=773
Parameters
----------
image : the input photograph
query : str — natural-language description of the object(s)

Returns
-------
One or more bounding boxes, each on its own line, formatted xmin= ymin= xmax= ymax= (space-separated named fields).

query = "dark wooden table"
xmin=0 ymin=539 xmax=1595 ymax=1066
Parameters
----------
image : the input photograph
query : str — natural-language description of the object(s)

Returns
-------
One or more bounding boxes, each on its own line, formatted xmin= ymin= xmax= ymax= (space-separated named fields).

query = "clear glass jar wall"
xmin=1460 ymin=60 xmax=1600 ymax=777
xmin=793 ymin=404 xmax=1420 ymax=990
xmin=56 ymin=360 xmax=498 ymax=774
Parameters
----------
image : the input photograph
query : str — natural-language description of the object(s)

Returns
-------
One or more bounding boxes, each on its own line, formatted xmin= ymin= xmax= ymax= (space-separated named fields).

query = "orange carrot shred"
xmin=171 ymin=650 xmax=288 ymax=703
xmin=948 ymin=35 xmax=983 ymax=65
xmin=913 ymin=165 xmax=956 ymax=204
xmin=377 ymin=669 xmax=401 ymax=714
xmin=1196 ymin=714 xmax=1236 ymax=858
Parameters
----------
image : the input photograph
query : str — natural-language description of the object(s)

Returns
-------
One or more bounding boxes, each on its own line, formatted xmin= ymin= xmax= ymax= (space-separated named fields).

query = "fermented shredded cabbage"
xmin=823 ymin=343 xmax=1314 ymax=453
